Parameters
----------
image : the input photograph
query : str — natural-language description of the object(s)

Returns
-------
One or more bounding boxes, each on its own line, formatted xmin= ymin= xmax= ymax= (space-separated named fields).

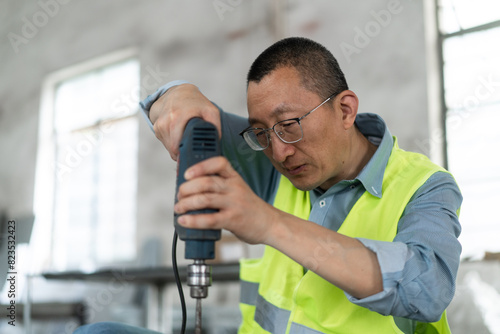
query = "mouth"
xmin=285 ymin=164 xmax=306 ymax=176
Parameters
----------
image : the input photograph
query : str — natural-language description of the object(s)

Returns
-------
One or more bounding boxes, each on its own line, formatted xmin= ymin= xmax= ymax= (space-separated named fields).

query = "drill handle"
xmin=174 ymin=118 xmax=222 ymax=260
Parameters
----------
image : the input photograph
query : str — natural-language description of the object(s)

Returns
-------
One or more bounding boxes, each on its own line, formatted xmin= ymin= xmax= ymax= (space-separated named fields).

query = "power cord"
xmin=172 ymin=231 xmax=187 ymax=334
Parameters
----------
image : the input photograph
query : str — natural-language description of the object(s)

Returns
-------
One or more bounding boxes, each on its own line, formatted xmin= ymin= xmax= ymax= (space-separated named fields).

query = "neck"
xmin=347 ymin=128 xmax=377 ymax=179
xmin=319 ymin=128 xmax=377 ymax=191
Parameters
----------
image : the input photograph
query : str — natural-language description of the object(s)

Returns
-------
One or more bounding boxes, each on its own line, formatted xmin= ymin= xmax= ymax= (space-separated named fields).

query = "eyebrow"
xmin=248 ymin=103 xmax=298 ymax=127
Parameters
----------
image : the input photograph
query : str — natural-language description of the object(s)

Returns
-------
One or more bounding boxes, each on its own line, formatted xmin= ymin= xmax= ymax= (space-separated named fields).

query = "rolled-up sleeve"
xmin=345 ymin=171 xmax=462 ymax=322
xmin=139 ymin=80 xmax=190 ymax=131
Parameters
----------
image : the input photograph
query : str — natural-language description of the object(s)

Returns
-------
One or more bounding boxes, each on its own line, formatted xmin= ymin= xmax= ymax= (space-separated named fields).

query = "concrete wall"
xmin=0 ymin=0 xmax=429 ymax=261
xmin=0 ymin=0 xmax=438 ymax=331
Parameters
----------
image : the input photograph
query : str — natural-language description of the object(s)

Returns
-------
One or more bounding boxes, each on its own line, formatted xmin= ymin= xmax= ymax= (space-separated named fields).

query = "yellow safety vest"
xmin=239 ymin=138 xmax=453 ymax=334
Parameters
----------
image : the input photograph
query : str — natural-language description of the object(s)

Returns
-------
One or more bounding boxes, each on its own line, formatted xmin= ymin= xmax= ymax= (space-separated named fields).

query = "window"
xmin=33 ymin=51 xmax=140 ymax=271
xmin=437 ymin=1 xmax=500 ymax=259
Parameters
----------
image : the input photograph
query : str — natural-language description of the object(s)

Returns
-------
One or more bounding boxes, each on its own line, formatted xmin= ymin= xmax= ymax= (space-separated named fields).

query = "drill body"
xmin=174 ymin=118 xmax=222 ymax=308
xmin=175 ymin=117 xmax=222 ymax=259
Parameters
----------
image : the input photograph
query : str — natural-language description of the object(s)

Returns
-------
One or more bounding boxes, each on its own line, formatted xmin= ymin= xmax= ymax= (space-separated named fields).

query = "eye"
xmin=277 ymin=120 xmax=297 ymax=134
xmin=280 ymin=121 xmax=295 ymax=127
xmin=256 ymin=130 xmax=267 ymax=138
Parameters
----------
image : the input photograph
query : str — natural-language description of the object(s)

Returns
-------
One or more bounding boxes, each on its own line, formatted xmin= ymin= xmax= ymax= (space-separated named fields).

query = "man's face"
xmin=246 ymin=66 xmax=352 ymax=191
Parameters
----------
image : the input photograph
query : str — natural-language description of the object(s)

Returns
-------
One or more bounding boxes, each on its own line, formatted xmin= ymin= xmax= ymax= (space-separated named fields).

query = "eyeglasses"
xmin=239 ymin=92 xmax=338 ymax=151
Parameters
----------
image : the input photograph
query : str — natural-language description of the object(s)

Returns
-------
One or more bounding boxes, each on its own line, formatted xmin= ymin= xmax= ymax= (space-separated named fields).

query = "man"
xmin=77 ymin=37 xmax=462 ymax=333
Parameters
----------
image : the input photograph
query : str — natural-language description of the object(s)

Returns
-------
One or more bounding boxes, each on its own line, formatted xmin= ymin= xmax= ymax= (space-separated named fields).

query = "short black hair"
xmin=247 ymin=37 xmax=349 ymax=100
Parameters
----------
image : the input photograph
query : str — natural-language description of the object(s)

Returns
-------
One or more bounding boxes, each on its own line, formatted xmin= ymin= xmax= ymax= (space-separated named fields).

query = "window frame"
xmin=431 ymin=0 xmax=500 ymax=259
xmin=433 ymin=2 xmax=500 ymax=168
xmin=32 ymin=48 xmax=140 ymax=272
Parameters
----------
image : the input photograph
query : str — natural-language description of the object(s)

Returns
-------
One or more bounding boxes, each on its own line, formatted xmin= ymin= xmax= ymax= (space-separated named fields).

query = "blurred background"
xmin=0 ymin=0 xmax=499 ymax=333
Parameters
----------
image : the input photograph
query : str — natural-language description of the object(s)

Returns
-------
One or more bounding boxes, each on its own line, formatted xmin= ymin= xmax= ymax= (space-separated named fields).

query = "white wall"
xmin=0 ymin=0 xmax=430 ymax=263
xmin=0 ymin=0 xmax=436 ymax=331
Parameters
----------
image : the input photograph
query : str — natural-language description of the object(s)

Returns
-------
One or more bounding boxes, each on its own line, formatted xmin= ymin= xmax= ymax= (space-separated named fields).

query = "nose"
xmin=269 ymin=132 xmax=295 ymax=163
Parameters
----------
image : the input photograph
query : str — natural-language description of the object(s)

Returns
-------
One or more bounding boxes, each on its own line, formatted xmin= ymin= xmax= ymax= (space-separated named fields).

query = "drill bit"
xmin=188 ymin=260 xmax=210 ymax=334
xmin=195 ymin=298 xmax=202 ymax=334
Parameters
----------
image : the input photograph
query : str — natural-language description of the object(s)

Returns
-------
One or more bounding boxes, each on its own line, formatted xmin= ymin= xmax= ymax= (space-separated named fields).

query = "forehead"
xmin=247 ymin=66 xmax=302 ymax=99
xmin=247 ymin=67 xmax=318 ymax=125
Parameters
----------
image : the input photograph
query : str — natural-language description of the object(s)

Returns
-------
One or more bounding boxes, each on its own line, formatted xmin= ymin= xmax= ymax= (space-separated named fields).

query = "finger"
xmin=185 ymin=156 xmax=235 ymax=180
xmin=177 ymin=211 xmax=224 ymax=230
xmin=177 ymin=175 xmax=226 ymax=200
xmin=153 ymin=112 xmax=181 ymax=161
xmin=166 ymin=113 xmax=194 ymax=160
xmin=174 ymin=192 xmax=225 ymax=215
xmin=200 ymin=108 xmax=222 ymax=139
xmin=178 ymin=85 xmax=222 ymax=139
xmin=151 ymin=84 xmax=221 ymax=161
xmin=155 ymin=113 xmax=221 ymax=162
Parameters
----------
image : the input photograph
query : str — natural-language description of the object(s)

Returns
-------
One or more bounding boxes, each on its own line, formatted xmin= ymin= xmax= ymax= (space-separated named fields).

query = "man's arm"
xmin=347 ymin=171 xmax=462 ymax=321
xmin=146 ymin=83 xmax=380 ymax=300
xmin=141 ymin=82 xmax=460 ymax=314
xmin=175 ymin=160 xmax=462 ymax=315
xmin=174 ymin=156 xmax=384 ymax=299
xmin=140 ymin=81 xmax=279 ymax=202
xmin=265 ymin=205 xmax=385 ymax=298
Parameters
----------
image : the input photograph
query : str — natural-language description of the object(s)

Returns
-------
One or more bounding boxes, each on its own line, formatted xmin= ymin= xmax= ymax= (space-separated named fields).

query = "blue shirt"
xmin=140 ymin=82 xmax=462 ymax=322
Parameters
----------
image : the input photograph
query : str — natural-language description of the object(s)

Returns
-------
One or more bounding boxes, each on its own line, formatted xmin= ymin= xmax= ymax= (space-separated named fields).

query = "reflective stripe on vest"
xmin=238 ymin=138 xmax=454 ymax=334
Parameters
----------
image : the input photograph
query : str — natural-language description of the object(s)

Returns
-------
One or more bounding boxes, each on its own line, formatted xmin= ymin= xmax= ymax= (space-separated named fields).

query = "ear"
xmin=337 ymin=90 xmax=359 ymax=130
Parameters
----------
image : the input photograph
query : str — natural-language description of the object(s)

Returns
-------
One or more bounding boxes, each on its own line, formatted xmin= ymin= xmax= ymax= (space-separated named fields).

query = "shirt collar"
xmin=312 ymin=113 xmax=393 ymax=199
xmin=353 ymin=113 xmax=393 ymax=198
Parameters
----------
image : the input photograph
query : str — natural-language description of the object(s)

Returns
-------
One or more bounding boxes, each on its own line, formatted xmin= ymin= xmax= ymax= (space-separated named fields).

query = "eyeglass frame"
xmin=239 ymin=91 xmax=340 ymax=151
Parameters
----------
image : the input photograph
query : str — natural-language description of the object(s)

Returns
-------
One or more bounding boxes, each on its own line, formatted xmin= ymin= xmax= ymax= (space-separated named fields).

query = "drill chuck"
xmin=188 ymin=260 xmax=211 ymax=299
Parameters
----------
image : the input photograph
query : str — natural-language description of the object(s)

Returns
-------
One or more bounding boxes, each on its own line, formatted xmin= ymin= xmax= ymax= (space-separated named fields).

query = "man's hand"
xmin=173 ymin=157 xmax=383 ymax=298
xmin=150 ymin=83 xmax=221 ymax=161
xmin=173 ymin=156 xmax=278 ymax=245
xmin=151 ymin=84 xmax=383 ymax=299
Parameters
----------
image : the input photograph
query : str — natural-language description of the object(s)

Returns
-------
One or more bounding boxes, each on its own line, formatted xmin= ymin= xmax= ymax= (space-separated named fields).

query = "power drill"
xmin=174 ymin=118 xmax=221 ymax=333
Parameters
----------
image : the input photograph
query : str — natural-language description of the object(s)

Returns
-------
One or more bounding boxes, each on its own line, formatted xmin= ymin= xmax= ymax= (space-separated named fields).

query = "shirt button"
xmin=319 ymin=200 xmax=326 ymax=208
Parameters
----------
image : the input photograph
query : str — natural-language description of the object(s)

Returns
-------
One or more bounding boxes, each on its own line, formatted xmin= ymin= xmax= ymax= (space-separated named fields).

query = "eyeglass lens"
xmin=245 ymin=119 xmax=303 ymax=150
